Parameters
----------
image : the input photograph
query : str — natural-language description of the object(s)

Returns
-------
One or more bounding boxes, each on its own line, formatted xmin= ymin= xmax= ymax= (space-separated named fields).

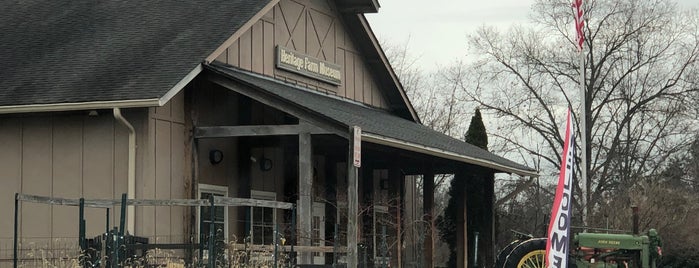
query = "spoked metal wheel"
xmin=516 ymin=249 xmax=545 ymax=268
xmin=502 ymin=238 xmax=547 ymax=268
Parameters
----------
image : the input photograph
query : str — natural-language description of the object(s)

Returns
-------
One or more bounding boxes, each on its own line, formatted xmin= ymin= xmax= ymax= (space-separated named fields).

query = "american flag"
xmin=573 ymin=0 xmax=584 ymax=51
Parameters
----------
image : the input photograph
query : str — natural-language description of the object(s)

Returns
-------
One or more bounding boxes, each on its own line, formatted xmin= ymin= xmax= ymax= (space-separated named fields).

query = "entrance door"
xmin=312 ymin=202 xmax=326 ymax=264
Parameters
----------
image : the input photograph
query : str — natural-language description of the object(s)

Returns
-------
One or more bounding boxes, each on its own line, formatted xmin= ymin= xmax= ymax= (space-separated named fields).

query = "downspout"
xmin=113 ymin=108 xmax=136 ymax=234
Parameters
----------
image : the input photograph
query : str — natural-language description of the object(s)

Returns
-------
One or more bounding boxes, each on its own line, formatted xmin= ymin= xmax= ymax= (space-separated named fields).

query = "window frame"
xmin=197 ymin=184 xmax=229 ymax=243
xmin=250 ymin=190 xmax=277 ymax=245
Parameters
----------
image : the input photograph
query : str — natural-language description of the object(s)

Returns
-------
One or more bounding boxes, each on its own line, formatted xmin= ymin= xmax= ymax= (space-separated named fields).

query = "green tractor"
xmin=495 ymin=211 xmax=663 ymax=268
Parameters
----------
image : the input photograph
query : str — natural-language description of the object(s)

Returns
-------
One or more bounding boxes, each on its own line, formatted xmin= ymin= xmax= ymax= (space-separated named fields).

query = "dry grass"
xmin=12 ymin=234 xmax=298 ymax=268
xmin=17 ymin=240 xmax=80 ymax=268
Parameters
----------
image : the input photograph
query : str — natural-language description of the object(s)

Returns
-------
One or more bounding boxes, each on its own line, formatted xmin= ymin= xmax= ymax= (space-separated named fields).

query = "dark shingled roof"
xmin=0 ymin=0 xmax=271 ymax=106
xmin=206 ymin=63 xmax=537 ymax=176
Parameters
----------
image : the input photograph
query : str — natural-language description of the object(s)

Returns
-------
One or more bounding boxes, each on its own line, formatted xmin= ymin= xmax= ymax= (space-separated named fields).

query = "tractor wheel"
xmin=495 ymin=240 xmax=523 ymax=268
xmin=503 ymin=238 xmax=547 ymax=268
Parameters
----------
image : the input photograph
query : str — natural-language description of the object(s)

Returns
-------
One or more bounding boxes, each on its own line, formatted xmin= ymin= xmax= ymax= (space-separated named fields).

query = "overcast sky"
xmin=366 ymin=0 xmax=699 ymax=70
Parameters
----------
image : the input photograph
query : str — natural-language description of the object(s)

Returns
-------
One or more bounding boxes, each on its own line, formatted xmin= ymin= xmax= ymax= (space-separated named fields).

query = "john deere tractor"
xmin=495 ymin=210 xmax=663 ymax=268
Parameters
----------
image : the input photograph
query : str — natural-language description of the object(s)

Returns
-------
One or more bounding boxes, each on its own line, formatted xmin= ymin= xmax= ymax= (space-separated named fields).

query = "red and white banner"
xmin=546 ymin=109 xmax=576 ymax=268
xmin=573 ymin=0 xmax=585 ymax=51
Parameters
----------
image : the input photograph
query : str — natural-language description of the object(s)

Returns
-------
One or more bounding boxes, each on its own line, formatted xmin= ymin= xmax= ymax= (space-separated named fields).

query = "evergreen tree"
xmin=464 ymin=109 xmax=488 ymax=150
xmin=439 ymin=108 xmax=489 ymax=267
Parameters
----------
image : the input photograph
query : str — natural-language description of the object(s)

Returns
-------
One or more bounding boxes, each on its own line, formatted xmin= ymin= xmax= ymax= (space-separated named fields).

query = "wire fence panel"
xmin=10 ymin=194 xmax=349 ymax=267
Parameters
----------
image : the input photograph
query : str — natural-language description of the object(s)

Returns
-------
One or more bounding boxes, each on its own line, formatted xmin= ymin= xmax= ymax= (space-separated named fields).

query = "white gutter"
xmin=0 ymin=99 xmax=159 ymax=115
xmin=0 ymin=65 xmax=199 ymax=115
xmin=113 ymin=108 xmax=136 ymax=233
xmin=362 ymin=133 xmax=539 ymax=177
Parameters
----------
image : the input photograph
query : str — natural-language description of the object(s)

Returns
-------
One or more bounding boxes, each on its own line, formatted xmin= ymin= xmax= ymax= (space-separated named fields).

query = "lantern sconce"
xmin=209 ymin=149 xmax=224 ymax=165
xmin=259 ymin=157 xmax=273 ymax=171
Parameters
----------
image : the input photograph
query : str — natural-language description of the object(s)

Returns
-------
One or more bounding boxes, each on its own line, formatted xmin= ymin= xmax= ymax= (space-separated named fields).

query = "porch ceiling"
xmin=204 ymin=63 xmax=538 ymax=177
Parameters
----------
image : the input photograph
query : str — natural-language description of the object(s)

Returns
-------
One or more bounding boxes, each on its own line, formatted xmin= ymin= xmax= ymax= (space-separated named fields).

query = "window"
xmin=250 ymin=190 xmax=276 ymax=245
xmin=373 ymin=205 xmax=390 ymax=262
xmin=198 ymin=184 xmax=228 ymax=246
xmin=312 ymin=202 xmax=326 ymax=263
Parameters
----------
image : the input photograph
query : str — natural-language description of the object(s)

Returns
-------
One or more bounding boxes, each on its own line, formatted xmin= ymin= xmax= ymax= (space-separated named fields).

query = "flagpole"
xmin=580 ymin=45 xmax=587 ymax=228
xmin=573 ymin=0 xmax=588 ymax=227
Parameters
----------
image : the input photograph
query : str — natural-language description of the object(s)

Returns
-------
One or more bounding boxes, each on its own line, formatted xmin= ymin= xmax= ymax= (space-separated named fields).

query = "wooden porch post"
xmin=389 ymin=167 xmax=403 ymax=268
xmin=456 ymin=170 xmax=468 ymax=268
xmin=423 ymin=169 xmax=434 ymax=268
xmin=298 ymin=132 xmax=312 ymax=264
xmin=484 ymin=175 xmax=495 ymax=268
xmin=347 ymin=127 xmax=359 ymax=268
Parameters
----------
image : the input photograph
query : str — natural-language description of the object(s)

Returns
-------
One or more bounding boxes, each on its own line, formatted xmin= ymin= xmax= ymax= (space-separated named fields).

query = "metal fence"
xmin=10 ymin=193 xmax=355 ymax=268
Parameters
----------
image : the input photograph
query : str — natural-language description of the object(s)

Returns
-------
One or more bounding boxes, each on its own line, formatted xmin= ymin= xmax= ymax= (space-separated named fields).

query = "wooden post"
xmin=13 ymin=193 xmax=18 ymax=268
xmin=463 ymin=198 xmax=469 ymax=268
xmin=389 ymin=168 xmax=402 ymax=268
xmin=423 ymin=169 xmax=434 ymax=268
xmin=347 ymin=127 xmax=359 ymax=268
xmin=208 ymin=195 xmax=215 ymax=268
xmin=484 ymin=175 xmax=495 ymax=268
xmin=456 ymin=171 xmax=468 ymax=268
xmin=298 ymin=132 xmax=313 ymax=264
xmin=466 ymin=174 xmax=481 ymax=268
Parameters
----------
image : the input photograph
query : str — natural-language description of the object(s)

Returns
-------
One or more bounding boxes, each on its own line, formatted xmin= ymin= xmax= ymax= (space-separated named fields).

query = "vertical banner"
xmin=352 ymin=126 xmax=361 ymax=168
xmin=546 ymin=109 xmax=576 ymax=268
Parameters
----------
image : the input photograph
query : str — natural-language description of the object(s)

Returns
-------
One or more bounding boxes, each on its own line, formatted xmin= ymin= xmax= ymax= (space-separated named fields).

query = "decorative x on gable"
xmin=277 ymin=0 xmax=338 ymax=62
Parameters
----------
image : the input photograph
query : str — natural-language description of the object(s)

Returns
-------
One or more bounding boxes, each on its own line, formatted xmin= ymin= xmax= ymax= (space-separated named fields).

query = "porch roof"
xmin=205 ymin=63 xmax=538 ymax=177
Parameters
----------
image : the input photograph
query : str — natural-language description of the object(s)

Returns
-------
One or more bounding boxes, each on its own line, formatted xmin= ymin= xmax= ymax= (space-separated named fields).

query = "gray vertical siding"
xmin=0 ymin=91 xmax=189 ymax=266
xmin=215 ymin=0 xmax=388 ymax=109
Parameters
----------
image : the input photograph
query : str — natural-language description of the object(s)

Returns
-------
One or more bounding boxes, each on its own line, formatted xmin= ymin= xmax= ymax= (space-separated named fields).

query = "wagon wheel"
xmin=494 ymin=240 xmax=523 ymax=268
xmin=503 ymin=238 xmax=546 ymax=268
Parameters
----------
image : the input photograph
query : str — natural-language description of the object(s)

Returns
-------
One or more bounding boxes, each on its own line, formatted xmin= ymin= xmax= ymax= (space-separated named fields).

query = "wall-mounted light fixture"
xmin=209 ymin=149 xmax=224 ymax=165
xmin=259 ymin=157 xmax=273 ymax=171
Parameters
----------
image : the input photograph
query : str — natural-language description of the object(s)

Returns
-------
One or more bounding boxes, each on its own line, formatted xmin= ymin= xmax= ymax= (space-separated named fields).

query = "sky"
xmin=365 ymin=0 xmax=536 ymax=70
xmin=366 ymin=0 xmax=699 ymax=71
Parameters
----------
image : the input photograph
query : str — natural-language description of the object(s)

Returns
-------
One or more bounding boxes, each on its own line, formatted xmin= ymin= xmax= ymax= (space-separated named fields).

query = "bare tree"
xmin=382 ymin=39 xmax=472 ymax=137
xmin=452 ymin=0 xmax=699 ymax=225
xmin=382 ymin=39 xmax=474 ymax=266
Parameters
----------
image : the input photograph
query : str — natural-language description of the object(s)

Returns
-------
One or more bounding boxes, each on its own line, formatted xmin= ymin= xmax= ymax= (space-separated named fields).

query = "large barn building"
xmin=0 ymin=0 xmax=536 ymax=267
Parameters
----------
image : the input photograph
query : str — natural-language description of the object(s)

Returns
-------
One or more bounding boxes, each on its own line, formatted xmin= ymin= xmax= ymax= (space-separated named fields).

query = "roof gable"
xmin=0 ymin=0 xmax=272 ymax=111
xmin=208 ymin=0 xmax=418 ymax=122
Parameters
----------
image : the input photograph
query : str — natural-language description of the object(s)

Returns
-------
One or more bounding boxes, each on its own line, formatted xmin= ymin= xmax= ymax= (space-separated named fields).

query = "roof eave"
xmin=362 ymin=132 xmax=539 ymax=177
xmin=337 ymin=0 xmax=380 ymax=13
xmin=0 ymin=64 xmax=203 ymax=115
xmin=0 ymin=98 xmax=160 ymax=115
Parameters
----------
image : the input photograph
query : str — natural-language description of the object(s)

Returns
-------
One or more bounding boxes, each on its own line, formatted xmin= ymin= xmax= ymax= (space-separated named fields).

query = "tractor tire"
xmin=503 ymin=238 xmax=547 ymax=268
xmin=494 ymin=240 xmax=523 ymax=268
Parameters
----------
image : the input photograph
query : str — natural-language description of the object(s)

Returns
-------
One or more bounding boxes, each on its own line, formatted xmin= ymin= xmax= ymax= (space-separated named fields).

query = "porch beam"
xmin=194 ymin=122 xmax=330 ymax=138
xmin=206 ymin=74 xmax=348 ymax=138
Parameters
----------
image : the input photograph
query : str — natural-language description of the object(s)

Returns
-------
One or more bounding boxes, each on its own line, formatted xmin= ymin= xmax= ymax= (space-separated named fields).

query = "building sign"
xmin=353 ymin=126 xmax=361 ymax=168
xmin=276 ymin=46 xmax=342 ymax=85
